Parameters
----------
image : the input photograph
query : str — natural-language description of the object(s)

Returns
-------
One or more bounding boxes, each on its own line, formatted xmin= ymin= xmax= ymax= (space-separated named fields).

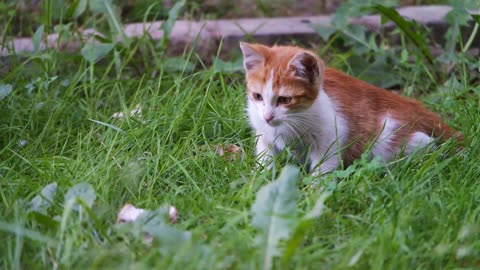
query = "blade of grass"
xmin=0 ymin=222 xmax=54 ymax=244
xmin=102 ymin=0 xmax=129 ymax=46
xmin=374 ymin=5 xmax=434 ymax=66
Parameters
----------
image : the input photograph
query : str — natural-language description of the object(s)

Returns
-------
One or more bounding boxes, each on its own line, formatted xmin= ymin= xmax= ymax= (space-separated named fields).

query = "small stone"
xmin=18 ymin=140 xmax=28 ymax=147
xmin=169 ymin=206 xmax=178 ymax=223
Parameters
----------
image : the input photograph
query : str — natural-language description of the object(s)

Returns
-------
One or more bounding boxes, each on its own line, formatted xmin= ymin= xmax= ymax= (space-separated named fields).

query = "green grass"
xmin=1 ymin=2 xmax=480 ymax=269
xmin=1 ymin=0 xmax=452 ymax=38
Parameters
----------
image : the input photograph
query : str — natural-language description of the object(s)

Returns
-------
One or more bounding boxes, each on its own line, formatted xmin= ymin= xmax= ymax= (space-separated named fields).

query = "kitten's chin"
xmin=267 ymin=120 xmax=282 ymax=127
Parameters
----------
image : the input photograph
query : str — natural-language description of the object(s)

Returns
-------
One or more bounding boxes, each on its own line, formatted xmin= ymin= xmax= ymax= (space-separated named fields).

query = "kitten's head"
xmin=240 ymin=42 xmax=324 ymax=127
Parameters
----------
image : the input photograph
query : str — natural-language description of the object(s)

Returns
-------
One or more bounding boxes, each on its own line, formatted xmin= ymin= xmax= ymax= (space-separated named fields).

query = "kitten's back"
xmin=322 ymin=68 xmax=462 ymax=164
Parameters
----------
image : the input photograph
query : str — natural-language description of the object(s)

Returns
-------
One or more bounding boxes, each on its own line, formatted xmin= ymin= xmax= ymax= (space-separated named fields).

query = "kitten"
xmin=240 ymin=42 xmax=462 ymax=175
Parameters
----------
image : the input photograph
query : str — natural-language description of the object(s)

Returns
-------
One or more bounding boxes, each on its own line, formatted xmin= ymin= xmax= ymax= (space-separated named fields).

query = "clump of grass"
xmin=1 ymin=2 xmax=479 ymax=269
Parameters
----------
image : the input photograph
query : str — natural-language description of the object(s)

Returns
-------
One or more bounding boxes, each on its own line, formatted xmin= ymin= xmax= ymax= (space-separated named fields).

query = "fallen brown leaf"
xmin=214 ymin=144 xmax=242 ymax=160
xmin=112 ymin=104 xmax=142 ymax=119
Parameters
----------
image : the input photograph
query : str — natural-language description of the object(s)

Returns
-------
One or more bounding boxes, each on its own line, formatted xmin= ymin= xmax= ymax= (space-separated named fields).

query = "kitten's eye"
xmin=277 ymin=96 xmax=292 ymax=105
xmin=253 ymin=93 xmax=263 ymax=101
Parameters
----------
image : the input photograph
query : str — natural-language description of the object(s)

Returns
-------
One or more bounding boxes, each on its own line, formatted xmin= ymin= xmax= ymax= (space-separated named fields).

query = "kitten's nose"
xmin=264 ymin=114 xmax=274 ymax=123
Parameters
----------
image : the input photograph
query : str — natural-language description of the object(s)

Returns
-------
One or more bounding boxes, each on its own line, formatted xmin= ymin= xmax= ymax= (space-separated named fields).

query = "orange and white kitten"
xmin=240 ymin=42 xmax=461 ymax=175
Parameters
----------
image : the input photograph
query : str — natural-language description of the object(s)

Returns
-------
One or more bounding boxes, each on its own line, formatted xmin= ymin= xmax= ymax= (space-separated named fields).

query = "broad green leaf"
xmin=145 ymin=223 xmax=191 ymax=254
xmin=355 ymin=55 xmax=401 ymax=89
xmin=0 ymin=83 xmax=12 ymax=100
xmin=81 ymin=43 xmax=114 ymax=63
xmin=311 ymin=24 xmax=336 ymax=42
xmin=342 ymin=24 xmax=369 ymax=49
xmin=283 ymin=192 xmax=331 ymax=263
xmin=64 ymin=182 xmax=96 ymax=211
xmin=400 ymin=48 xmax=409 ymax=63
xmin=73 ymin=0 xmax=87 ymax=18
xmin=89 ymin=0 xmax=110 ymax=13
xmin=445 ymin=3 xmax=471 ymax=26
xmin=331 ymin=1 xmax=398 ymax=28
xmin=25 ymin=78 xmax=40 ymax=95
xmin=212 ymin=58 xmax=243 ymax=74
xmin=161 ymin=0 xmax=185 ymax=37
xmin=473 ymin=14 xmax=480 ymax=25
xmin=163 ymin=57 xmax=195 ymax=73
xmin=374 ymin=5 xmax=434 ymax=65
xmin=103 ymin=0 xmax=129 ymax=45
xmin=33 ymin=25 xmax=44 ymax=52
xmin=113 ymin=49 xmax=121 ymax=76
xmin=30 ymin=182 xmax=57 ymax=214
xmin=0 ymin=221 xmax=54 ymax=243
xmin=473 ymin=85 xmax=480 ymax=96
xmin=120 ymin=206 xmax=191 ymax=254
xmin=331 ymin=2 xmax=362 ymax=29
xmin=28 ymin=212 xmax=59 ymax=228
xmin=251 ymin=165 xmax=300 ymax=270
xmin=332 ymin=164 xmax=357 ymax=179
xmin=51 ymin=0 xmax=66 ymax=20
xmin=157 ymin=0 xmax=185 ymax=50
xmin=304 ymin=192 xmax=330 ymax=220
xmin=89 ymin=0 xmax=128 ymax=44
xmin=54 ymin=23 xmax=73 ymax=42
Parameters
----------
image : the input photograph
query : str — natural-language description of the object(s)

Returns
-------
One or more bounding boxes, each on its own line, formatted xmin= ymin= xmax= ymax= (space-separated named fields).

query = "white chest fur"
xmin=247 ymin=88 xmax=349 ymax=174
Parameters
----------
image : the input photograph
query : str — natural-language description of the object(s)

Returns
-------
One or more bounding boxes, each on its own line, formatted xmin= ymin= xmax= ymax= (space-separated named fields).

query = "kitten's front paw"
xmin=262 ymin=160 xmax=274 ymax=170
xmin=309 ymin=163 xmax=326 ymax=178
xmin=310 ymin=168 xmax=335 ymax=179
xmin=310 ymin=158 xmax=339 ymax=177
xmin=255 ymin=152 xmax=273 ymax=168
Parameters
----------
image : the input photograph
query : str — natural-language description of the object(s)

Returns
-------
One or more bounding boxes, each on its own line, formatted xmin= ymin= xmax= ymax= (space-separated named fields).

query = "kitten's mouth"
xmin=267 ymin=120 xmax=282 ymax=127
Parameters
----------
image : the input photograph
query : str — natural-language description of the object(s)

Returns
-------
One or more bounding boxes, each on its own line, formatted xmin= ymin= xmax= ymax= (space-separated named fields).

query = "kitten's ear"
xmin=240 ymin=42 xmax=265 ymax=72
xmin=288 ymin=52 xmax=322 ymax=84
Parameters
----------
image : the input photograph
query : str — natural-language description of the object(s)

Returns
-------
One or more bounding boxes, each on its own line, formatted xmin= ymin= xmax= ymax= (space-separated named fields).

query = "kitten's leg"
xmin=309 ymin=152 xmax=339 ymax=177
xmin=405 ymin=132 xmax=434 ymax=154
xmin=255 ymin=133 xmax=274 ymax=169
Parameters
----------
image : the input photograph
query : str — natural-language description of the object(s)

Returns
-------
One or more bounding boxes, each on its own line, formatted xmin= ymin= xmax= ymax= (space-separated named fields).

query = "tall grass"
xmin=0 ymin=1 xmax=479 ymax=269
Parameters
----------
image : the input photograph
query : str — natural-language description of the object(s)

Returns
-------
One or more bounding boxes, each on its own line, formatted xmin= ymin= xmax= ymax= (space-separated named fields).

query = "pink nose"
xmin=264 ymin=114 xmax=274 ymax=123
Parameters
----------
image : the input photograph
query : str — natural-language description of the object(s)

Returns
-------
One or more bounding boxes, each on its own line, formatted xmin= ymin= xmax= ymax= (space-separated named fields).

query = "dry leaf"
xmin=111 ymin=111 xmax=125 ymax=119
xmin=130 ymin=103 xmax=142 ymax=117
xmin=112 ymin=104 xmax=142 ymax=119
xmin=214 ymin=144 xmax=242 ymax=160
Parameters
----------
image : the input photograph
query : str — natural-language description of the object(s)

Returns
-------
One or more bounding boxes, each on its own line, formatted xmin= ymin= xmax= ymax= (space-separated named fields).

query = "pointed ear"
xmin=240 ymin=42 xmax=265 ymax=72
xmin=288 ymin=52 xmax=322 ymax=84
